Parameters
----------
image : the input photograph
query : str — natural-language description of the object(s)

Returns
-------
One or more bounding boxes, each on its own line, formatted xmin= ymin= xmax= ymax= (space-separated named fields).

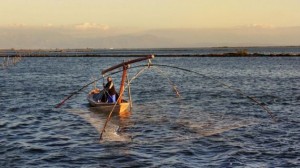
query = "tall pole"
xmin=118 ymin=65 xmax=127 ymax=104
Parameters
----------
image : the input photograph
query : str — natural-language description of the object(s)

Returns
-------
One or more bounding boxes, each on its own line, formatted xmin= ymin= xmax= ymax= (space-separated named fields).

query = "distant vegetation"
xmin=236 ymin=49 xmax=249 ymax=56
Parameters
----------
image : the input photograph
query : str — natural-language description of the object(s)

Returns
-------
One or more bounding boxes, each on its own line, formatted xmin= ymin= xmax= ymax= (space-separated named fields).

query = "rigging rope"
xmin=149 ymin=63 xmax=277 ymax=122
xmin=56 ymin=62 xmax=276 ymax=123
xmin=152 ymin=66 xmax=181 ymax=97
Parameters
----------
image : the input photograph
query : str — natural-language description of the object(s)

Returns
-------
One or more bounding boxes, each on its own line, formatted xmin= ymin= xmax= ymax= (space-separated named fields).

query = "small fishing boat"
xmin=87 ymin=90 xmax=130 ymax=113
xmin=87 ymin=55 xmax=155 ymax=113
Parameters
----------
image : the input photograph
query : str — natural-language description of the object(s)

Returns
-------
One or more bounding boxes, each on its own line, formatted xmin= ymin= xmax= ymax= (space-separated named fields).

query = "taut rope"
xmin=149 ymin=63 xmax=277 ymax=122
xmin=55 ymin=63 xmax=276 ymax=122
xmin=152 ymin=66 xmax=181 ymax=97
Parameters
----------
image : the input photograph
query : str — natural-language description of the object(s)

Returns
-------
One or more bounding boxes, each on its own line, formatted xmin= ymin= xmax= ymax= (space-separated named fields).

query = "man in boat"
xmin=104 ymin=77 xmax=117 ymax=103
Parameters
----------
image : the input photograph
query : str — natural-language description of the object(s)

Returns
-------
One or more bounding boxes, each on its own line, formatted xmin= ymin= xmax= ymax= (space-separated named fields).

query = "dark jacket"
xmin=105 ymin=81 xmax=117 ymax=96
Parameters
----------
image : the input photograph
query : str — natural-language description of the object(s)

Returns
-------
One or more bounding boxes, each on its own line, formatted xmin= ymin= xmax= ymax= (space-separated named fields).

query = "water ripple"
xmin=1 ymin=57 xmax=299 ymax=167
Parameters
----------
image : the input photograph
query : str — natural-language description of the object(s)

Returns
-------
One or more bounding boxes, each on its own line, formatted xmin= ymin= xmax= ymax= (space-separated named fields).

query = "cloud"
xmin=1 ymin=22 xmax=110 ymax=31
xmin=5 ymin=23 xmax=28 ymax=28
xmin=74 ymin=22 xmax=110 ymax=31
xmin=236 ymin=24 xmax=275 ymax=29
xmin=43 ymin=23 xmax=54 ymax=27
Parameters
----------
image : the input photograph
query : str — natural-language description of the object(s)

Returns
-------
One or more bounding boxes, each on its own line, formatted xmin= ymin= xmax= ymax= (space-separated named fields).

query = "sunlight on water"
xmin=67 ymin=108 xmax=132 ymax=142
xmin=175 ymin=117 xmax=260 ymax=137
xmin=68 ymin=107 xmax=260 ymax=143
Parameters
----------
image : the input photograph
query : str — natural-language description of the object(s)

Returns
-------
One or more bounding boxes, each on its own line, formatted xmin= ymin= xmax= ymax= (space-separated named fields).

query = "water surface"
xmin=1 ymin=56 xmax=299 ymax=167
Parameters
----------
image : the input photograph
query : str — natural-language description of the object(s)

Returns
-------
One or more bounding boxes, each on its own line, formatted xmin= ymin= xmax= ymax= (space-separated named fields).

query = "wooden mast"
xmin=118 ymin=65 xmax=127 ymax=104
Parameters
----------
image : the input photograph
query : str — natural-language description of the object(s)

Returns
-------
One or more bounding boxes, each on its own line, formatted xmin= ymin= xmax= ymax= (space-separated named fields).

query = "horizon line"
xmin=1 ymin=45 xmax=300 ymax=51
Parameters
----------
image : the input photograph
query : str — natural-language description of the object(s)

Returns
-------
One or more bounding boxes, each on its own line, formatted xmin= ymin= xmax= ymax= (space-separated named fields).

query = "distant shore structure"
xmin=1 ymin=55 xmax=22 ymax=68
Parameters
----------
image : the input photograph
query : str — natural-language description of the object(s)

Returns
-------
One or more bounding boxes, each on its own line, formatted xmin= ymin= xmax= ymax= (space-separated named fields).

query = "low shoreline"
xmin=1 ymin=53 xmax=300 ymax=57
xmin=1 ymin=47 xmax=300 ymax=57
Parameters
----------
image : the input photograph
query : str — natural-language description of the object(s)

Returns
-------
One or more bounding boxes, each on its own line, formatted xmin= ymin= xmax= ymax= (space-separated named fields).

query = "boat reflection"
xmin=119 ymin=110 xmax=132 ymax=119
xmin=88 ymin=107 xmax=132 ymax=119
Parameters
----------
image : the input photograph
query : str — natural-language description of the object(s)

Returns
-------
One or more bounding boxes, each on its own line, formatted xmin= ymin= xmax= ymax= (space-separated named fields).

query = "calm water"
xmin=1 ymin=56 xmax=300 ymax=167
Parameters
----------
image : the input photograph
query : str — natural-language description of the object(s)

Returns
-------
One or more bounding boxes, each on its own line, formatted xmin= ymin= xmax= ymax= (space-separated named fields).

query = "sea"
xmin=1 ymin=47 xmax=300 ymax=167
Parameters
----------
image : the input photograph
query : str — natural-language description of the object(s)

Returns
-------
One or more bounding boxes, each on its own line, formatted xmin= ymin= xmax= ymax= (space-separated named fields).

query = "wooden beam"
xmin=101 ymin=55 xmax=154 ymax=75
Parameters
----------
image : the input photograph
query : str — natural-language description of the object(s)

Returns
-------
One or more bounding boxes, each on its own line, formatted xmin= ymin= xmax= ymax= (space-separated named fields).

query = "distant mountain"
xmin=1 ymin=26 xmax=300 ymax=49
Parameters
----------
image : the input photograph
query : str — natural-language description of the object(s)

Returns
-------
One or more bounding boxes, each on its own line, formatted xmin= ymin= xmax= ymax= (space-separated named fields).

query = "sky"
xmin=1 ymin=0 xmax=300 ymax=49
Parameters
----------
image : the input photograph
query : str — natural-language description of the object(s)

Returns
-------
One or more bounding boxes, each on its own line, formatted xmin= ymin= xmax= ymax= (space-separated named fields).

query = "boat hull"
xmin=87 ymin=94 xmax=130 ymax=113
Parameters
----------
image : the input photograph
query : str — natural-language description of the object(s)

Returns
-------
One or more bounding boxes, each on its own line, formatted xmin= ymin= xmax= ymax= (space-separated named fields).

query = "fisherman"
xmin=104 ymin=77 xmax=117 ymax=103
